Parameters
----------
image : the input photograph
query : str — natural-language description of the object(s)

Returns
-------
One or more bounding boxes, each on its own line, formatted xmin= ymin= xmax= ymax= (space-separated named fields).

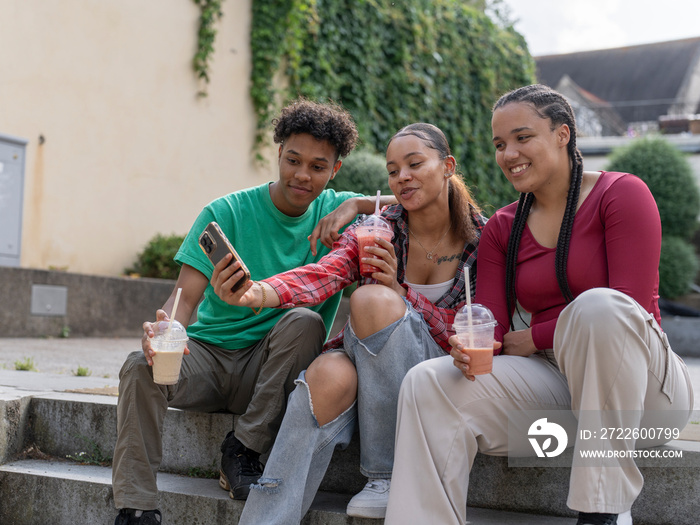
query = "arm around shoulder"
xmin=308 ymin=194 xmax=398 ymax=255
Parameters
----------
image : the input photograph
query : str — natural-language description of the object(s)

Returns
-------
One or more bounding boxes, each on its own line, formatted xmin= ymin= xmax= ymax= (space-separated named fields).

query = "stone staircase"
xmin=1 ymin=378 xmax=699 ymax=524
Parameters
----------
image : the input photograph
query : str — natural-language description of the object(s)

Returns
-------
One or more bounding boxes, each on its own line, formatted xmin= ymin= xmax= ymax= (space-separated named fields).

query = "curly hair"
xmin=388 ymin=123 xmax=481 ymax=243
xmin=272 ymin=98 xmax=359 ymax=160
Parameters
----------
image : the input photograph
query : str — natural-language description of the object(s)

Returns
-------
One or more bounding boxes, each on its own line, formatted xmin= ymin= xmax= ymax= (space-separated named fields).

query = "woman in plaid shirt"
xmin=212 ymin=123 xmax=487 ymax=523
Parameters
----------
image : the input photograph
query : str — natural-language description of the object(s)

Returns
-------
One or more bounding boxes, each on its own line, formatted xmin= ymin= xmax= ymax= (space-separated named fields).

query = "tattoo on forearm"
xmin=435 ymin=253 xmax=460 ymax=265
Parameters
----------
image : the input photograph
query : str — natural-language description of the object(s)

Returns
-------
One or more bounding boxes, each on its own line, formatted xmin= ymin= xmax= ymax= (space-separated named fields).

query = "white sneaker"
xmin=346 ymin=478 xmax=391 ymax=519
xmin=617 ymin=510 xmax=632 ymax=525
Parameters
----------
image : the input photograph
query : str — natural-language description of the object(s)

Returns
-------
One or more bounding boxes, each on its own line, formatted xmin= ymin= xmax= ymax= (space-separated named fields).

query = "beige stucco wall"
xmin=0 ymin=0 xmax=277 ymax=276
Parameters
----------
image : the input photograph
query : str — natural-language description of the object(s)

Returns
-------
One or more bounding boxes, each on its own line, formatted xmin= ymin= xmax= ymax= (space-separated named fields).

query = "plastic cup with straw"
xmin=452 ymin=267 xmax=497 ymax=375
xmin=464 ymin=267 xmax=475 ymax=348
xmin=356 ymin=190 xmax=394 ymax=277
xmin=165 ymin=287 xmax=182 ymax=338
xmin=151 ymin=287 xmax=189 ymax=385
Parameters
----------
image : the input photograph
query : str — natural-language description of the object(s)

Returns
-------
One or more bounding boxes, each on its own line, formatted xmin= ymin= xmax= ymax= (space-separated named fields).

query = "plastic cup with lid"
xmin=452 ymin=303 xmax=496 ymax=375
xmin=150 ymin=319 xmax=188 ymax=385
xmin=355 ymin=214 xmax=394 ymax=277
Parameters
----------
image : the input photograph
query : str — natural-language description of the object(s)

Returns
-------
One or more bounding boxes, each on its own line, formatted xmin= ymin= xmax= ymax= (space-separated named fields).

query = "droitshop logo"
xmin=527 ymin=418 xmax=568 ymax=458
xmin=507 ymin=410 xmax=577 ymax=467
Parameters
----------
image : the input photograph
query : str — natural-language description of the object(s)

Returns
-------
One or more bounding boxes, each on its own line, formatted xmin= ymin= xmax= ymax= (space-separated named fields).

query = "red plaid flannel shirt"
xmin=263 ymin=204 xmax=486 ymax=352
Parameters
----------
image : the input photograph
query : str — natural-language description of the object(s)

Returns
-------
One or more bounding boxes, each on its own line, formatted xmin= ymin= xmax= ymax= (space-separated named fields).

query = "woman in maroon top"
xmin=386 ymin=85 xmax=694 ymax=525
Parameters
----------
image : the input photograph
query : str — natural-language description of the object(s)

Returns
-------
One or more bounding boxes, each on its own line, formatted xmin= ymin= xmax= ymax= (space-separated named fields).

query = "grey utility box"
xmin=0 ymin=132 xmax=28 ymax=267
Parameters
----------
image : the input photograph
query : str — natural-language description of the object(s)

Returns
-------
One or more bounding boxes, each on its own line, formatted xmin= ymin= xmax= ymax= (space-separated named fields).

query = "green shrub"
xmin=126 ymin=233 xmax=184 ymax=280
xmin=605 ymin=137 xmax=700 ymax=298
xmin=659 ymin=236 xmax=699 ymax=298
xmin=605 ymin=137 xmax=700 ymax=239
xmin=328 ymin=150 xmax=390 ymax=196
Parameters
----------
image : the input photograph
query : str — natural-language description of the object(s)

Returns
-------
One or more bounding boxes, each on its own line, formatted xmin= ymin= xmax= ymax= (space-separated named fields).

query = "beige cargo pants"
xmin=386 ymin=288 xmax=694 ymax=524
xmin=111 ymin=308 xmax=325 ymax=511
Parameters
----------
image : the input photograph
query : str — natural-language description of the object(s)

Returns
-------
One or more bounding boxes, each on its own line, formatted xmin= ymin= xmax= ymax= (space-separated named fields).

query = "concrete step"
xmin=13 ymin=392 xmax=367 ymax=495
xmin=466 ymin=440 xmax=700 ymax=525
xmin=1 ymin=382 xmax=699 ymax=524
xmin=0 ymin=459 xmax=579 ymax=524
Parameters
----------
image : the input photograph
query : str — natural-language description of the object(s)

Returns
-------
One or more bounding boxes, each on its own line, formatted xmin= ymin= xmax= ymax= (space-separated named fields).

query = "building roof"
xmin=536 ymin=37 xmax=700 ymax=124
xmin=555 ymin=75 xmax=627 ymax=137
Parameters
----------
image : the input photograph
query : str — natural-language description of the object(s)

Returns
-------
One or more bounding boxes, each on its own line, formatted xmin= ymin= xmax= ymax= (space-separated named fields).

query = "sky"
xmin=498 ymin=0 xmax=700 ymax=56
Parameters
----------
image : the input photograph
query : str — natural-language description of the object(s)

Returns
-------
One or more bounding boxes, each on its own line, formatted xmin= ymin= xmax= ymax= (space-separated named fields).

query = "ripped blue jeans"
xmin=238 ymin=299 xmax=445 ymax=524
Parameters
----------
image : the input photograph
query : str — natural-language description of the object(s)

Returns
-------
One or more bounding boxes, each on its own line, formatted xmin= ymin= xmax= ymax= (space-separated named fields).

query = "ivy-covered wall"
xmin=250 ymin=0 xmax=535 ymax=211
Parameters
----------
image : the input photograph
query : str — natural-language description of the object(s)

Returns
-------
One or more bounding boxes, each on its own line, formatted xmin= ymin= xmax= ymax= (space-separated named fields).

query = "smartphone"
xmin=198 ymin=221 xmax=251 ymax=292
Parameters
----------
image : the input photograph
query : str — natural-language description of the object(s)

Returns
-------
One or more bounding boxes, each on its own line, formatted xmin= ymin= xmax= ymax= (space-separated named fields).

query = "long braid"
xmin=555 ymin=147 xmax=583 ymax=302
xmin=505 ymin=192 xmax=534 ymax=330
xmin=494 ymin=84 xmax=583 ymax=327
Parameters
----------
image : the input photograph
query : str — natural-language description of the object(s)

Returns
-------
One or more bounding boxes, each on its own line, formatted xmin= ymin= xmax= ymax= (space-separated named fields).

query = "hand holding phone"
xmin=198 ymin=222 xmax=251 ymax=292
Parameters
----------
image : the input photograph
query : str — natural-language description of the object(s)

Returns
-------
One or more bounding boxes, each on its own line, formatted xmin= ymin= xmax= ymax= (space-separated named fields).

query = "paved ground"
xmin=0 ymin=337 xmax=139 ymax=379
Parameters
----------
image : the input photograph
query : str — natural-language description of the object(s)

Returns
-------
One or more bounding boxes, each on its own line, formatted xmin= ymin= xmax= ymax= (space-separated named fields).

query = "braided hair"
xmin=492 ymin=84 xmax=583 ymax=330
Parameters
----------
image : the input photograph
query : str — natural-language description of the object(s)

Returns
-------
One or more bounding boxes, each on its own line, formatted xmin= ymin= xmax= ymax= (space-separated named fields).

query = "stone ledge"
xmin=661 ymin=316 xmax=700 ymax=357
xmin=6 ymin=393 xmax=699 ymax=525
xmin=0 ymin=460 xmax=361 ymax=525
xmin=468 ymin=441 xmax=700 ymax=525
xmin=0 ymin=267 xmax=173 ymax=338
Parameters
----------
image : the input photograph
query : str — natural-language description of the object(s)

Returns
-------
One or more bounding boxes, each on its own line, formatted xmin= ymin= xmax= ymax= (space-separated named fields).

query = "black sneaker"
xmin=218 ymin=430 xmax=263 ymax=500
xmin=114 ymin=509 xmax=162 ymax=525
xmin=577 ymin=513 xmax=618 ymax=525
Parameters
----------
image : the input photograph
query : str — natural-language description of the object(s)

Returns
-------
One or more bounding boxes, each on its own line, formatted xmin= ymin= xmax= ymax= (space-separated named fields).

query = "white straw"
xmin=167 ymin=287 xmax=182 ymax=336
xmin=374 ymin=190 xmax=381 ymax=215
xmin=465 ymin=267 xmax=474 ymax=348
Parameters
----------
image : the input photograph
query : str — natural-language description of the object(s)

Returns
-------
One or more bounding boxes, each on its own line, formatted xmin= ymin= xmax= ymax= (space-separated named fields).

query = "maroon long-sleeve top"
xmin=475 ymin=171 xmax=662 ymax=351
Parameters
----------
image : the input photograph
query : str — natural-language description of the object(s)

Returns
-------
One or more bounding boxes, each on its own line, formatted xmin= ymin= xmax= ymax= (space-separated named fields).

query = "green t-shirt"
xmin=175 ymin=183 xmax=361 ymax=350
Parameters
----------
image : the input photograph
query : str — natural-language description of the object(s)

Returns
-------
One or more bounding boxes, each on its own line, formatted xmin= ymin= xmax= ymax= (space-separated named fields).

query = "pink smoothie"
xmin=462 ymin=346 xmax=493 ymax=375
xmin=357 ymin=228 xmax=392 ymax=277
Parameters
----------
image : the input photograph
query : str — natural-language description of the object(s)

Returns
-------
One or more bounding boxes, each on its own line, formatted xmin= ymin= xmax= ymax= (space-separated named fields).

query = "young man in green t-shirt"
xmin=113 ymin=99 xmax=388 ymax=525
